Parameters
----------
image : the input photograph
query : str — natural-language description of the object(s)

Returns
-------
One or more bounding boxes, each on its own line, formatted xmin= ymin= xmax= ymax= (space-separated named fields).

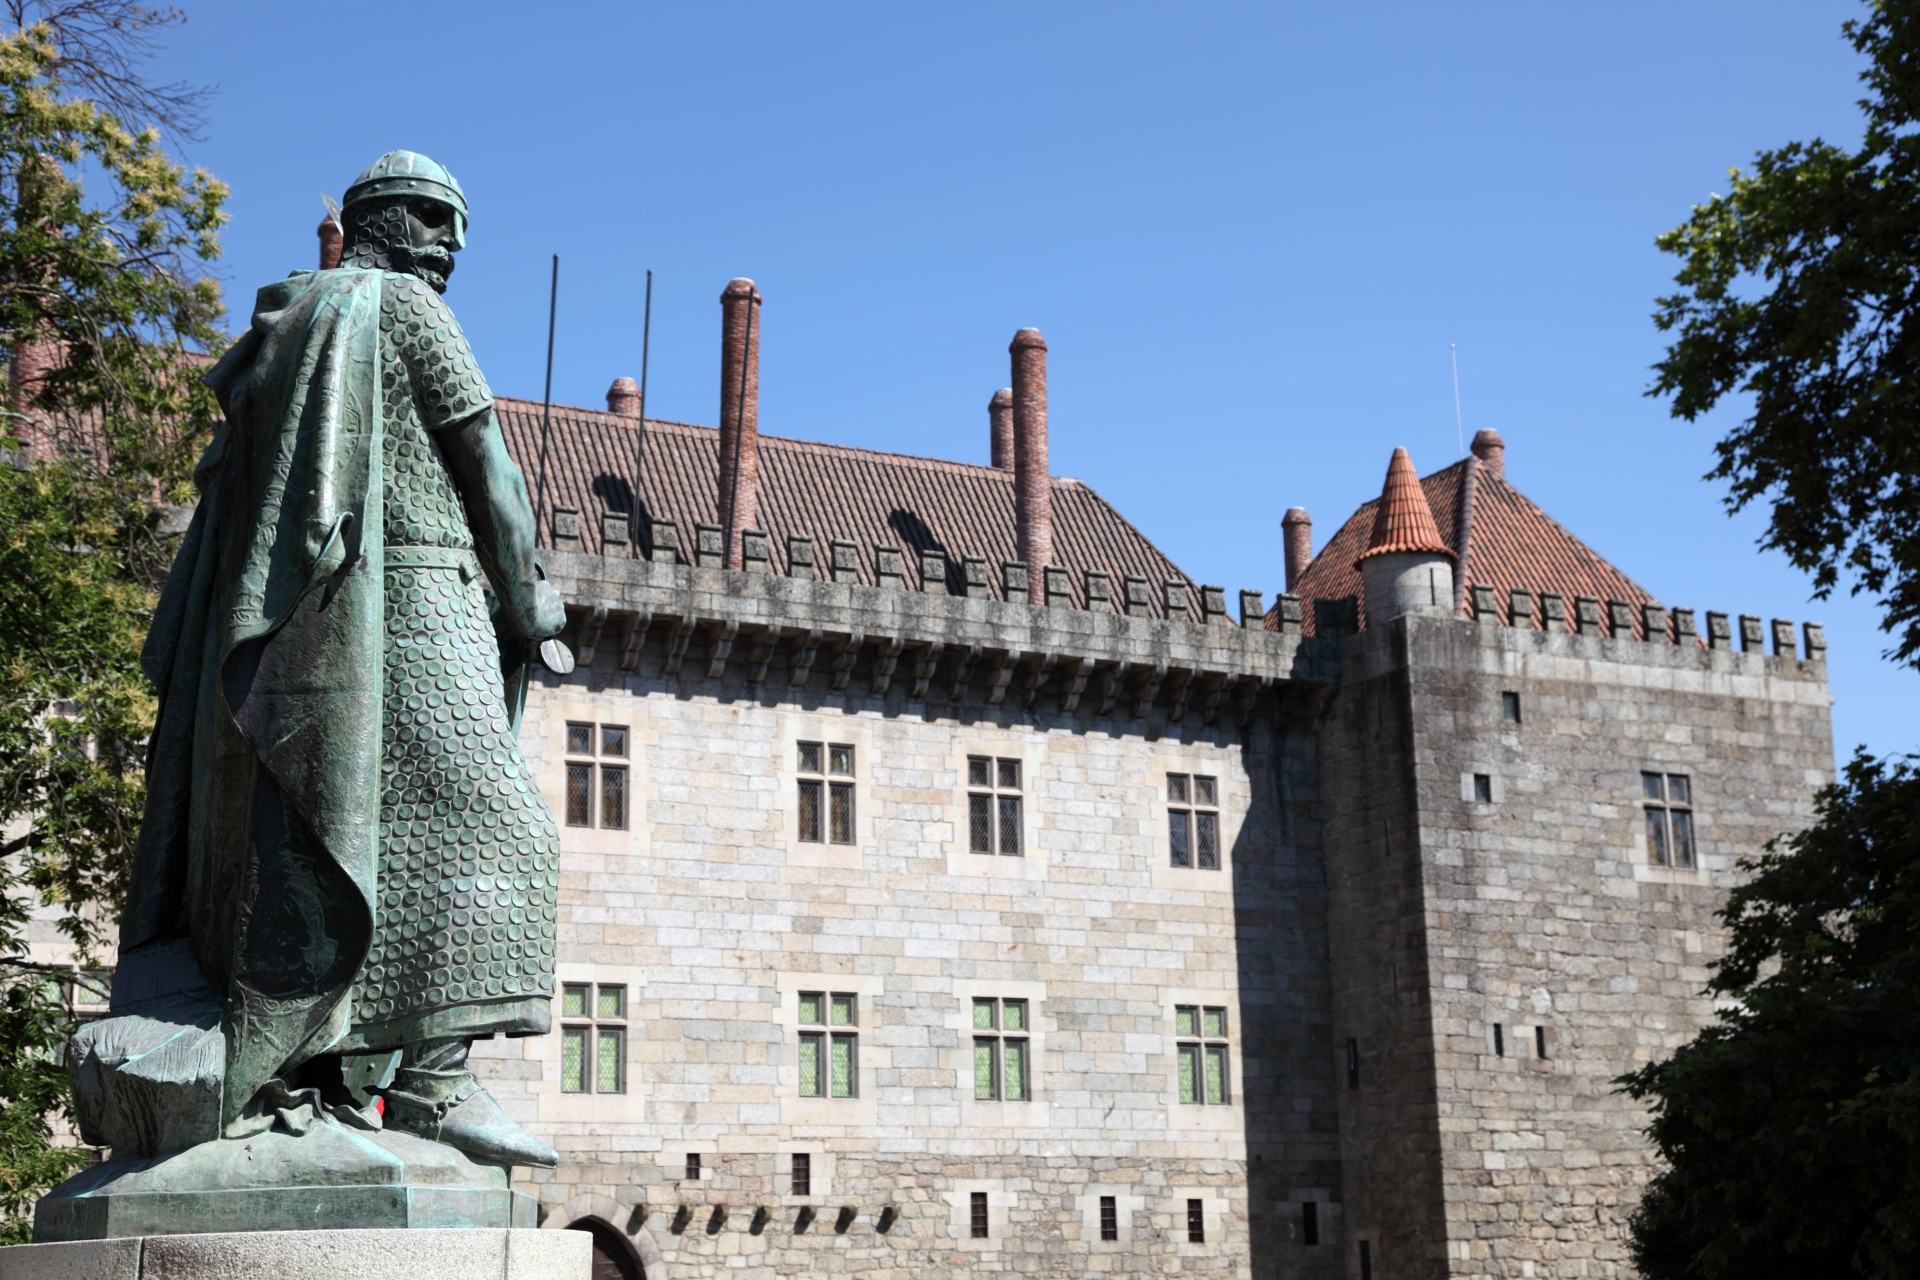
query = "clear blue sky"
xmin=150 ymin=0 xmax=1905 ymax=759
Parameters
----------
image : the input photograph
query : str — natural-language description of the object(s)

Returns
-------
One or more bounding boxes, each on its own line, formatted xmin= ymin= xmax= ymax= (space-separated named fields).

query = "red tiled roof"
xmin=1360 ymin=447 xmax=1450 ymax=559
xmin=1268 ymin=456 xmax=1657 ymax=637
xmin=494 ymin=396 xmax=1197 ymax=616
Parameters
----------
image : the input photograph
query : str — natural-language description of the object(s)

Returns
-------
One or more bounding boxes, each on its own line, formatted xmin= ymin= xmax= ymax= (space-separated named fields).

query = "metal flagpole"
xmin=633 ymin=268 xmax=652 ymax=558
xmin=533 ymin=253 xmax=559 ymax=539
xmin=1451 ymin=342 xmax=1465 ymax=460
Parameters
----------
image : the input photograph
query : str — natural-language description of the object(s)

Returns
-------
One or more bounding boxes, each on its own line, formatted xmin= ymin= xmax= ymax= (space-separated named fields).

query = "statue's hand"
xmin=530 ymin=580 xmax=567 ymax=639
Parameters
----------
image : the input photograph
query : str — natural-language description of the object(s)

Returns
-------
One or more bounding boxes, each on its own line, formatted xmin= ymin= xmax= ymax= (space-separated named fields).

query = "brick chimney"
xmin=989 ymin=388 xmax=1014 ymax=469
xmin=607 ymin=377 xmax=640 ymax=416
xmin=1010 ymin=329 xmax=1051 ymax=603
xmin=718 ymin=279 xmax=763 ymax=570
xmin=317 ymin=215 xmax=342 ymax=270
xmin=8 ymin=337 xmax=61 ymax=459
xmin=1470 ymin=428 xmax=1505 ymax=478
xmin=1282 ymin=507 xmax=1312 ymax=591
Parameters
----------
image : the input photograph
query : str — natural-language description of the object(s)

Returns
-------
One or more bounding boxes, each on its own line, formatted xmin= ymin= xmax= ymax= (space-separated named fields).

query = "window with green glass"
xmin=799 ymin=991 xmax=857 ymax=1098
xmin=798 ymin=742 xmax=856 ymax=844
xmin=970 ymin=997 xmax=1031 ymax=1101
xmin=1175 ymin=1003 xmax=1230 ymax=1104
xmin=558 ymin=982 xmax=626 ymax=1094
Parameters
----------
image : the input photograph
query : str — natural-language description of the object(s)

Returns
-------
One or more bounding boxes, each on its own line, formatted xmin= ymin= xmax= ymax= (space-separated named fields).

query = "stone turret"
xmin=1356 ymin=447 xmax=1453 ymax=624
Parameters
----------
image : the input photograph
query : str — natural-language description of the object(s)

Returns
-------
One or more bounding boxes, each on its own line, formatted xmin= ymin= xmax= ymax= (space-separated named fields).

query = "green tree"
xmin=1634 ymin=2 xmax=1920 ymax=1275
xmin=0 ymin=1 xmax=223 ymax=1240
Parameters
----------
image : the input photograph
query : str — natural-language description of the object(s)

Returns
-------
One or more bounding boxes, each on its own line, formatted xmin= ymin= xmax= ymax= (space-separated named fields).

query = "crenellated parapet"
xmin=542 ymin=549 xmax=1333 ymax=725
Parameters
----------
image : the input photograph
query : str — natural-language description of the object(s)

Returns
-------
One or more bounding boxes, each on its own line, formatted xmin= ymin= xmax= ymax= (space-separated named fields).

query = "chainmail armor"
xmin=348 ymin=273 xmax=558 ymax=1045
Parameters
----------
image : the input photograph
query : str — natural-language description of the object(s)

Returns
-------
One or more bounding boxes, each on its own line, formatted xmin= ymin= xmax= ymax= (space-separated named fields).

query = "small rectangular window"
xmin=829 ymin=744 xmax=855 ymax=776
xmin=829 ymin=782 xmax=855 ymax=844
xmin=799 ymin=742 xmax=822 ymax=774
xmin=567 ymin=722 xmax=593 ymax=755
xmin=1187 ymin=1198 xmax=1205 ymax=1244
xmin=1501 ymin=690 xmax=1521 ymax=723
xmin=798 ymin=1032 xmax=823 ymax=1097
xmin=798 ymin=779 xmax=823 ymax=842
xmin=1473 ymin=773 xmax=1493 ymax=803
xmin=830 ymin=993 xmax=855 ymax=1026
xmin=601 ymin=764 xmax=628 ymax=829
xmin=967 ymin=756 xmax=1024 ymax=855
xmin=565 ymin=762 xmax=593 ymax=827
xmin=792 ymin=1152 xmax=811 ymax=1196
xmin=601 ymin=724 xmax=628 ymax=757
xmin=1536 ymin=1025 xmax=1549 ymax=1059
xmin=830 ymin=1034 xmax=856 ymax=1097
xmin=971 ymin=997 xmax=1031 ymax=1101
xmin=1099 ymin=1194 xmax=1117 ymax=1241
xmin=1361 ymin=1240 xmax=1372 ymax=1280
xmin=971 ymin=1191 xmax=989 ymax=1238
xmin=1493 ymin=1023 xmax=1504 ymax=1057
xmin=561 ymin=1026 xmax=587 ymax=1093
xmin=1642 ymin=771 xmax=1696 ymax=868
xmin=1302 ymin=1199 xmax=1319 ymax=1246
xmin=1168 ymin=773 xmax=1221 ymax=869
xmin=562 ymin=983 xmax=589 ymax=1018
xmin=597 ymin=1027 xmax=624 ymax=1093
xmin=798 ymin=992 xmax=824 ymax=1025
xmin=597 ymin=985 xmax=625 ymax=1019
xmin=686 ymin=1152 xmax=701 ymax=1180
xmin=1346 ymin=1037 xmax=1360 ymax=1090
xmin=1176 ymin=1004 xmax=1231 ymax=1104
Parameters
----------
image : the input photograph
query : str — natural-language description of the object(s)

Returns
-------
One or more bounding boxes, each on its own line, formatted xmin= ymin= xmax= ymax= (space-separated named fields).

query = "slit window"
xmin=1176 ymin=1005 xmax=1230 ymax=1104
xmin=1535 ymin=1025 xmax=1549 ymax=1059
xmin=791 ymin=1152 xmax=810 ymax=1196
xmin=1187 ymin=1198 xmax=1205 ymax=1244
xmin=564 ymin=722 xmax=629 ymax=829
xmin=967 ymin=756 xmax=1024 ymax=855
xmin=1167 ymin=773 xmax=1220 ymax=869
xmin=971 ymin=997 xmax=1030 ymax=1101
xmin=1493 ymin=1023 xmax=1505 ymax=1057
xmin=1099 ymin=1195 xmax=1117 ymax=1241
xmin=1642 ymin=771 xmax=1695 ymax=868
xmin=1303 ymin=1200 xmax=1319 ymax=1246
xmin=1346 ymin=1037 xmax=1360 ymax=1090
xmin=558 ymin=981 xmax=626 ymax=1094
xmin=970 ymin=1191 xmax=989 ymax=1238
xmin=799 ymin=742 xmax=856 ymax=844
xmin=798 ymin=991 xmax=858 ymax=1098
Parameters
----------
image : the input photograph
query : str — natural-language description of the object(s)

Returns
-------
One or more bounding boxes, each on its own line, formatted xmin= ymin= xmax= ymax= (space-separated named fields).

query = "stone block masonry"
xmin=446 ymin=549 xmax=1831 ymax=1280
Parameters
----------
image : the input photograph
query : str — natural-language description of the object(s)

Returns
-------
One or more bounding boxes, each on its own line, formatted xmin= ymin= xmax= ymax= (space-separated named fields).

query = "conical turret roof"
xmin=1357 ymin=448 xmax=1451 ymax=561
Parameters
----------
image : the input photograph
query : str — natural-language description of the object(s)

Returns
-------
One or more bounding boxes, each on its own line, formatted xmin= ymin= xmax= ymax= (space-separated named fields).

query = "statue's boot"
xmin=381 ymin=1039 xmax=558 ymax=1169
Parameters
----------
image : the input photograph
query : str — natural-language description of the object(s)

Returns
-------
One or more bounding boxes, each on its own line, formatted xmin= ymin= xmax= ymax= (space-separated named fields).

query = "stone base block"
xmin=0 ymin=1228 xmax=589 ymax=1280
xmin=35 ymin=1127 xmax=532 ymax=1241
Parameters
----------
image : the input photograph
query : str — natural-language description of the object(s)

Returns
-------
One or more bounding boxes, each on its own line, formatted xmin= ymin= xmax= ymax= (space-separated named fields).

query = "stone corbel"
xmin=574 ymin=605 xmax=609 ymax=668
xmin=870 ymin=636 xmax=904 ymax=695
xmin=831 ymin=632 xmax=866 ymax=691
xmin=948 ymin=645 xmax=983 ymax=703
xmin=1058 ymin=657 xmax=1089 ymax=712
xmin=745 ymin=626 xmax=779 ymax=684
xmin=1021 ymin=653 xmax=1057 ymax=709
xmin=707 ymin=620 xmax=741 ymax=679
xmin=982 ymin=650 xmax=1017 ymax=706
xmin=909 ymin=642 xmax=946 ymax=699
xmin=1166 ymin=668 xmax=1195 ymax=723
xmin=789 ymin=629 xmax=824 ymax=687
xmin=661 ymin=614 xmax=697 ymax=676
xmin=617 ymin=610 xmax=654 ymax=671
xmin=1133 ymin=663 xmax=1168 ymax=719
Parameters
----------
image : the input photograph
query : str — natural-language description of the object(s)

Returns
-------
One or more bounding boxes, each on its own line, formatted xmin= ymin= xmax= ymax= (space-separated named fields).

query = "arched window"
xmin=568 ymin=1218 xmax=643 ymax=1280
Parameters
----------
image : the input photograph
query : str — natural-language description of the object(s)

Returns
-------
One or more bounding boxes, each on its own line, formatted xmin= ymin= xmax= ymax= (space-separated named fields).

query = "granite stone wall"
xmin=1321 ymin=614 xmax=1834 ymax=1279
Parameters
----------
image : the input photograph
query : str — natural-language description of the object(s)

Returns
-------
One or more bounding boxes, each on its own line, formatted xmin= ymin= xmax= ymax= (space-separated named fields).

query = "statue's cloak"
xmin=127 ymin=268 xmax=386 ymax=1132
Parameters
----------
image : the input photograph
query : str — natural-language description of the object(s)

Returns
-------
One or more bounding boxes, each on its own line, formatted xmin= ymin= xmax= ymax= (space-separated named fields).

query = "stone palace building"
xmin=30 ymin=276 xmax=1837 ymax=1280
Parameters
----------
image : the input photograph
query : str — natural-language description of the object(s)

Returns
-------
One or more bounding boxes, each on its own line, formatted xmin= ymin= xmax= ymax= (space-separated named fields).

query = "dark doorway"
xmin=569 ymin=1218 xmax=643 ymax=1280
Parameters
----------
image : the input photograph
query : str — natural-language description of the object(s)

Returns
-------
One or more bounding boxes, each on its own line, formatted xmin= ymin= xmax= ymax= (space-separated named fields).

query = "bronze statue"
xmin=46 ymin=152 xmax=570 ymax=1237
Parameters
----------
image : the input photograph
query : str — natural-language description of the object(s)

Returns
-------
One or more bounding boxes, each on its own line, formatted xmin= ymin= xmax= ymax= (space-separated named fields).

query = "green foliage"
xmin=1650 ymin=0 xmax=1920 ymax=668
xmin=1620 ymin=753 xmax=1920 ymax=1278
xmin=0 ymin=5 xmax=225 ymax=1239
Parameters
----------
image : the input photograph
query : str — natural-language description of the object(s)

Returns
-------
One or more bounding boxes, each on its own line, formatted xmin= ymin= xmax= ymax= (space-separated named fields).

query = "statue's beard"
xmin=393 ymin=243 xmax=456 ymax=293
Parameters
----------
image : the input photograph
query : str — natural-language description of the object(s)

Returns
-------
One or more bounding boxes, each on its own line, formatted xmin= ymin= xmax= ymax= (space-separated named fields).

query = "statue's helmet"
xmin=343 ymin=150 xmax=468 ymax=243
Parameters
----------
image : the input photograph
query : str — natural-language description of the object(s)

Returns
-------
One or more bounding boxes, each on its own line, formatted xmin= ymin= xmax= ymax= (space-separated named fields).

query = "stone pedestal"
xmin=34 ymin=1127 xmax=531 ymax=1241
xmin=0 ymin=1228 xmax=589 ymax=1280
